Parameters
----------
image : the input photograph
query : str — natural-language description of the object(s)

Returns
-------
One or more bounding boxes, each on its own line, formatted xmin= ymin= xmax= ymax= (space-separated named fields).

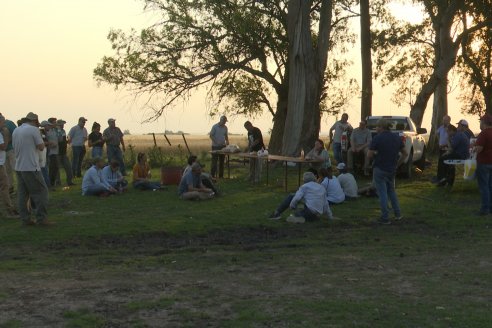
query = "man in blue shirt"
xmin=178 ymin=163 xmax=215 ymax=200
xmin=367 ymin=119 xmax=407 ymax=224
xmin=435 ymin=124 xmax=470 ymax=187
xmin=82 ymin=157 xmax=117 ymax=196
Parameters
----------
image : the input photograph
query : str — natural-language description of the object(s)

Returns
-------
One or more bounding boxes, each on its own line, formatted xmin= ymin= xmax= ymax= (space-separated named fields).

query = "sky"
xmin=0 ymin=0 xmax=481 ymax=136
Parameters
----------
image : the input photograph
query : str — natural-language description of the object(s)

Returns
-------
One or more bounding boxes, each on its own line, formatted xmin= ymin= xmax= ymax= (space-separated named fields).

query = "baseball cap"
xmin=79 ymin=117 xmax=87 ymax=122
xmin=220 ymin=115 xmax=228 ymax=122
xmin=108 ymin=118 xmax=116 ymax=122
xmin=336 ymin=163 xmax=346 ymax=170
xmin=456 ymin=119 xmax=468 ymax=126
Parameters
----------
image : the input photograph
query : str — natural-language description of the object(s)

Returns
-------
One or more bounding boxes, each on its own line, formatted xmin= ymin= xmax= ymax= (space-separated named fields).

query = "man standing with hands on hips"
xmin=367 ymin=118 xmax=407 ymax=225
xmin=103 ymin=118 xmax=126 ymax=176
xmin=209 ymin=115 xmax=229 ymax=179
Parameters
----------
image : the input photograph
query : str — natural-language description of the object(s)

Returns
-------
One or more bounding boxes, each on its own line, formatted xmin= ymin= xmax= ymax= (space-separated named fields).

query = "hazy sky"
xmin=0 ymin=0 xmax=480 ymax=135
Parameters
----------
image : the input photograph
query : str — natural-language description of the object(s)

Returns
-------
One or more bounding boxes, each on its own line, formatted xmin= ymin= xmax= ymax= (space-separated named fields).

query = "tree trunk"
xmin=268 ymin=90 xmax=288 ymax=154
xmin=282 ymin=0 xmax=332 ymax=156
xmin=428 ymin=78 xmax=448 ymax=154
xmin=360 ymin=0 xmax=372 ymax=120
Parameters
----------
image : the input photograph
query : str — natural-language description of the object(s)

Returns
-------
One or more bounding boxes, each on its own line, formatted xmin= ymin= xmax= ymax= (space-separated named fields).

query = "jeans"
xmin=48 ymin=155 xmax=59 ymax=187
xmin=211 ymin=145 xmax=225 ymax=178
xmin=83 ymin=185 xmax=109 ymax=196
xmin=107 ymin=145 xmax=125 ymax=175
xmin=133 ymin=180 xmax=161 ymax=190
xmin=57 ymin=154 xmax=73 ymax=185
xmin=92 ymin=146 xmax=103 ymax=159
xmin=476 ymin=163 xmax=492 ymax=213
xmin=71 ymin=146 xmax=86 ymax=177
xmin=373 ymin=167 xmax=401 ymax=220
xmin=16 ymin=171 xmax=49 ymax=223
xmin=333 ymin=142 xmax=343 ymax=164
xmin=275 ymin=194 xmax=320 ymax=222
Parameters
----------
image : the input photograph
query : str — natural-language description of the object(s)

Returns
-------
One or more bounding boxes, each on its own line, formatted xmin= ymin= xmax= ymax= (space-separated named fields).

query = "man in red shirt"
xmin=475 ymin=114 xmax=492 ymax=215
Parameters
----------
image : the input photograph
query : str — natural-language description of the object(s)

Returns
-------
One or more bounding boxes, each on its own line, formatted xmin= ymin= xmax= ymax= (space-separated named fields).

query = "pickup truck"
xmin=366 ymin=115 xmax=428 ymax=178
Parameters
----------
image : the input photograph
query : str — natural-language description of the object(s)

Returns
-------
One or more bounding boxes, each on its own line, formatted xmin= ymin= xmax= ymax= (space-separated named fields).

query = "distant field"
xmin=125 ymin=134 xmax=270 ymax=154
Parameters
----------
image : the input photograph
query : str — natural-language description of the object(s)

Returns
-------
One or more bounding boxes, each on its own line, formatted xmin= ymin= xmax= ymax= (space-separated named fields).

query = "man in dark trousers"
xmin=244 ymin=121 xmax=265 ymax=183
xmin=367 ymin=119 xmax=407 ymax=224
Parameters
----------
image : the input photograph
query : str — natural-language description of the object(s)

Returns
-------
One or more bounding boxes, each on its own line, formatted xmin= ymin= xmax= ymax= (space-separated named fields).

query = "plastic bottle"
xmin=300 ymin=149 xmax=305 ymax=159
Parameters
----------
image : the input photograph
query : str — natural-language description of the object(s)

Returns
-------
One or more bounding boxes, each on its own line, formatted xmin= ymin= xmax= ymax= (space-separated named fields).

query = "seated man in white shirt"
xmin=336 ymin=163 xmax=359 ymax=200
xmin=268 ymin=172 xmax=333 ymax=223
xmin=319 ymin=167 xmax=345 ymax=204
xmin=82 ymin=157 xmax=117 ymax=196
xmin=102 ymin=160 xmax=128 ymax=192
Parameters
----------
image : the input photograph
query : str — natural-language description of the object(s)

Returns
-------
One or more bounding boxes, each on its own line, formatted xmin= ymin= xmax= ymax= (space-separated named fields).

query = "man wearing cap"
xmin=103 ymin=118 xmax=126 ymax=175
xmin=367 ymin=118 xmax=407 ymax=224
xmin=68 ymin=117 xmax=88 ymax=178
xmin=12 ymin=112 xmax=52 ymax=226
xmin=43 ymin=120 xmax=60 ymax=188
xmin=475 ymin=114 xmax=492 ymax=215
xmin=347 ymin=120 xmax=372 ymax=175
xmin=457 ymin=119 xmax=474 ymax=139
xmin=0 ymin=115 xmax=18 ymax=218
xmin=55 ymin=119 xmax=74 ymax=186
xmin=268 ymin=171 xmax=332 ymax=223
xmin=336 ymin=163 xmax=359 ymax=200
xmin=209 ymin=115 xmax=229 ymax=178
xmin=435 ymin=124 xmax=469 ymax=187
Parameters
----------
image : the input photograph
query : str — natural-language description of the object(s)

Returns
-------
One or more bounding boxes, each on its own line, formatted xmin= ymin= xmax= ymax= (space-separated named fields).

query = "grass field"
xmin=1 ymin=142 xmax=491 ymax=327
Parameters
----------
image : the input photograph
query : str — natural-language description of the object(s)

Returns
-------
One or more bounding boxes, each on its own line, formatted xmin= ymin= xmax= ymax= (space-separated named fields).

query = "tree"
xmin=359 ymin=0 xmax=372 ymax=120
xmin=94 ymin=0 xmax=355 ymax=154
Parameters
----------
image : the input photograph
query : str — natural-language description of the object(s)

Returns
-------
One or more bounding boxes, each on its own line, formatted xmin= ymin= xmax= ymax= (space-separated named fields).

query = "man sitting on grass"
xmin=178 ymin=163 xmax=215 ymax=200
xmin=102 ymin=160 xmax=128 ymax=192
xmin=268 ymin=172 xmax=333 ymax=223
xmin=82 ymin=157 xmax=117 ymax=196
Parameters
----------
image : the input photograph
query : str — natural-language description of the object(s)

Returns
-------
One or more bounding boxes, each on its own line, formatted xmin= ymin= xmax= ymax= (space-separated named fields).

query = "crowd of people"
xmin=2 ymin=110 xmax=492 ymax=226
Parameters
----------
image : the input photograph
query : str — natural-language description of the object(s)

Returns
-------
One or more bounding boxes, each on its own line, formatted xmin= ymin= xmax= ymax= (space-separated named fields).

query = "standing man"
xmin=12 ymin=112 xmax=52 ymax=226
xmin=45 ymin=120 xmax=59 ymax=188
xmin=436 ymin=115 xmax=451 ymax=155
xmin=329 ymin=113 xmax=353 ymax=164
xmin=0 ymin=115 xmax=18 ymax=218
xmin=367 ymin=119 xmax=407 ymax=224
xmin=244 ymin=121 xmax=265 ymax=183
xmin=435 ymin=125 xmax=470 ymax=187
xmin=475 ymin=114 xmax=492 ymax=215
xmin=209 ymin=115 xmax=229 ymax=178
xmin=68 ymin=117 xmax=88 ymax=178
xmin=347 ymin=120 xmax=372 ymax=175
xmin=456 ymin=119 xmax=475 ymax=139
xmin=0 ymin=114 xmax=17 ymax=196
xmin=56 ymin=119 xmax=74 ymax=186
xmin=103 ymin=118 xmax=126 ymax=175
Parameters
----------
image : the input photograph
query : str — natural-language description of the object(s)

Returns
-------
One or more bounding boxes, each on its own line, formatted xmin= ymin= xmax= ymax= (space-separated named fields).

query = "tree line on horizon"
xmin=94 ymin=0 xmax=492 ymax=155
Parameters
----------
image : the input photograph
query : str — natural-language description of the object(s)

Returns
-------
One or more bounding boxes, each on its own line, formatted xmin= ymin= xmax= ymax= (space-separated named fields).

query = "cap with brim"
xmin=56 ymin=119 xmax=66 ymax=124
xmin=79 ymin=117 xmax=87 ymax=122
xmin=456 ymin=119 xmax=468 ymax=126
xmin=336 ymin=163 xmax=346 ymax=170
xmin=108 ymin=118 xmax=116 ymax=122
xmin=25 ymin=112 xmax=38 ymax=121
xmin=220 ymin=115 xmax=228 ymax=122
xmin=40 ymin=120 xmax=52 ymax=127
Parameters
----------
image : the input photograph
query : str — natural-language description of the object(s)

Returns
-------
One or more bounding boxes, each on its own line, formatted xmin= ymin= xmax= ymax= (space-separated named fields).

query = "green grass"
xmin=1 ymin=159 xmax=491 ymax=327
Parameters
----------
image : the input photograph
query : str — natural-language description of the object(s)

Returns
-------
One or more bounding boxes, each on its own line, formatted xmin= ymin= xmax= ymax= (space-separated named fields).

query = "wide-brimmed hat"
xmin=25 ymin=112 xmax=38 ymax=121
xmin=40 ymin=120 xmax=53 ymax=127
xmin=56 ymin=119 xmax=66 ymax=125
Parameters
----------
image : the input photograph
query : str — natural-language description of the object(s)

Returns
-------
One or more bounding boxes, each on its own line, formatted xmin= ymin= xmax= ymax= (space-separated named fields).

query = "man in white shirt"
xmin=329 ymin=113 xmax=353 ymax=164
xmin=12 ymin=112 xmax=52 ymax=226
xmin=268 ymin=172 xmax=333 ymax=223
xmin=320 ymin=167 xmax=345 ymax=204
xmin=336 ymin=163 xmax=359 ymax=200
xmin=68 ymin=117 xmax=88 ymax=178
xmin=0 ymin=115 xmax=18 ymax=218
xmin=82 ymin=157 xmax=117 ymax=196
xmin=209 ymin=115 xmax=229 ymax=178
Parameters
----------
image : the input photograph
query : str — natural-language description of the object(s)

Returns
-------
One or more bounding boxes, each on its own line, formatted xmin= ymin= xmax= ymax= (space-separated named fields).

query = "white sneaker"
xmin=286 ymin=215 xmax=305 ymax=224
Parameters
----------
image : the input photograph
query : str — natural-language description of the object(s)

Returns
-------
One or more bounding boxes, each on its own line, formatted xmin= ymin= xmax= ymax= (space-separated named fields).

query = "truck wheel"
xmin=416 ymin=147 xmax=426 ymax=170
xmin=401 ymin=150 xmax=413 ymax=179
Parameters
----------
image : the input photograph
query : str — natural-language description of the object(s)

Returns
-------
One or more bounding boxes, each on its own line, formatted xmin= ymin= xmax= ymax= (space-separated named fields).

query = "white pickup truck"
xmin=366 ymin=116 xmax=428 ymax=178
